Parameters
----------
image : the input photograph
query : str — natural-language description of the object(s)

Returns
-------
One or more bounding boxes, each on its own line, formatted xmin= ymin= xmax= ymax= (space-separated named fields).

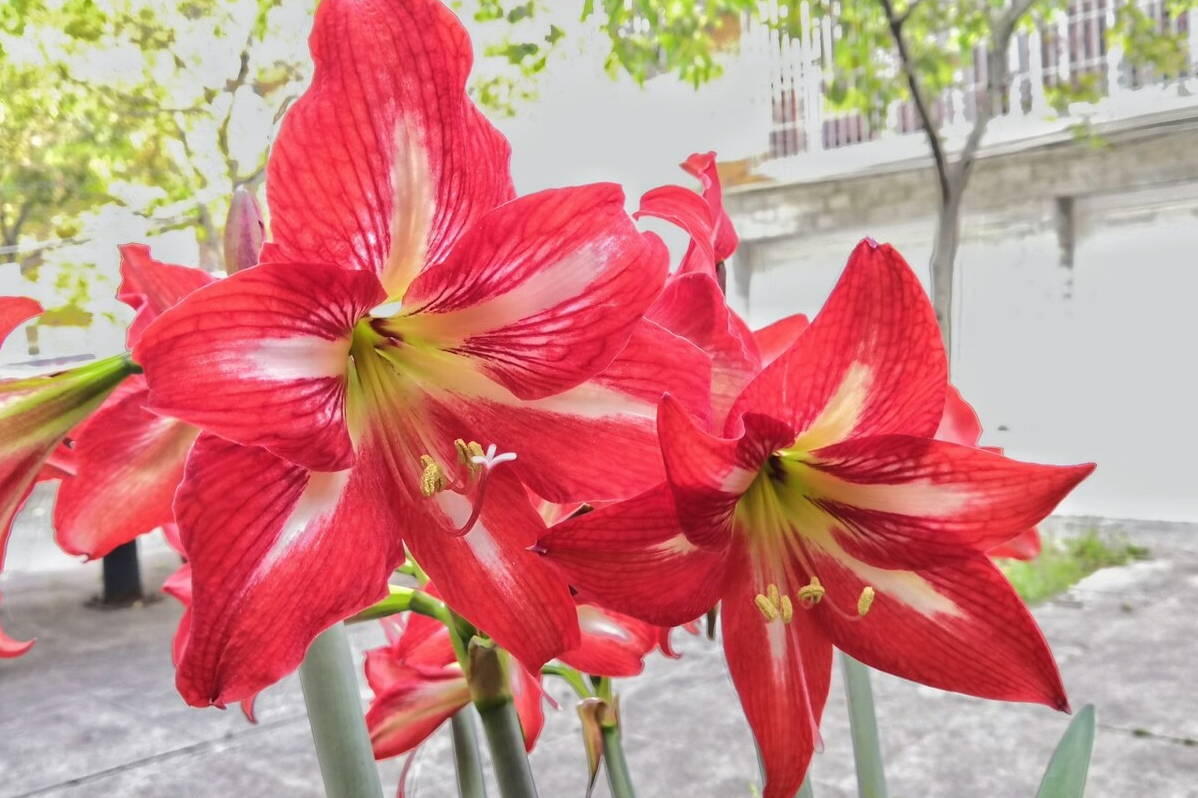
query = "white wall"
xmin=741 ymin=182 xmax=1198 ymax=522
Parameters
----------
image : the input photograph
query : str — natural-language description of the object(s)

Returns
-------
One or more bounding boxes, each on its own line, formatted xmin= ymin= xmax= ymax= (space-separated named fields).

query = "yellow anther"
xmin=766 ymin=583 xmax=781 ymax=608
xmin=419 ymin=455 xmax=448 ymax=498
xmin=857 ymin=586 xmax=876 ymax=617
xmin=454 ymin=439 xmax=487 ymax=478
xmin=779 ymin=595 xmax=794 ymax=624
xmin=454 ymin=439 xmax=472 ymax=469
xmin=753 ymin=594 xmax=779 ymax=622
xmin=797 ymin=577 xmax=825 ymax=605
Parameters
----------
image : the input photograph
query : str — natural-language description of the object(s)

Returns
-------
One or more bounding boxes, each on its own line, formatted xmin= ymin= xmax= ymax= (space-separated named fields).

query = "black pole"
xmin=101 ymin=540 xmax=143 ymax=605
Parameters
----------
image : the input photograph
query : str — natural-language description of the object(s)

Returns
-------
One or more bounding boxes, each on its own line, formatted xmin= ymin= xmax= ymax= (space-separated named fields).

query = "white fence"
xmin=747 ymin=0 xmax=1198 ymax=161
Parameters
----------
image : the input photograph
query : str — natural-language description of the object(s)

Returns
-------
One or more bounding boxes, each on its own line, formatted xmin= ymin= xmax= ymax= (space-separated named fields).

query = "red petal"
xmin=117 ymin=244 xmax=216 ymax=348
xmin=558 ymin=603 xmax=659 ymax=677
xmin=0 ymin=296 xmax=43 ymax=346
xmin=657 ymin=395 xmax=793 ymax=548
xmin=590 ymin=319 xmax=712 ymax=428
xmin=752 ymin=314 xmax=809 ymax=368
xmin=989 ymin=527 xmax=1043 ymax=561
xmin=681 ymin=151 xmax=738 ymax=263
xmin=730 ymin=240 xmax=946 ymax=443
xmin=399 ymin=185 xmax=668 ymax=400
xmin=54 ymin=379 xmax=198 ymax=558
xmin=173 ymin=434 xmax=404 ymax=706
xmin=135 ymin=262 xmax=386 ymax=472
xmin=538 ymin=484 xmax=729 ymax=628
xmin=808 ymin=547 xmax=1069 ymax=710
xmin=0 ymin=598 xmax=36 ymax=658
xmin=646 ymin=273 xmax=761 ymax=427
xmin=511 ymin=665 xmax=546 ymax=752
xmin=935 ymin=383 xmax=984 ymax=447
xmin=422 ymin=322 xmax=704 ymax=504
xmin=265 ymin=0 xmax=514 ymax=296
xmin=403 ymin=469 xmax=579 ymax=672
xmin=721 ymin=550 xmax=833 ymax=798
xmin=805 ymin=435 xmax=1094 ymax=568
xmin=366 ymin=664 xmax=470 ymax=759
xmin=635 ymin=184 xmax=717 ymax=274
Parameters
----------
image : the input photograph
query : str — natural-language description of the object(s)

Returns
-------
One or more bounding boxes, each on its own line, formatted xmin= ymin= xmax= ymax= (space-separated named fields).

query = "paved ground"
xmin=2 ymin=514 xmax=1196 ymax=798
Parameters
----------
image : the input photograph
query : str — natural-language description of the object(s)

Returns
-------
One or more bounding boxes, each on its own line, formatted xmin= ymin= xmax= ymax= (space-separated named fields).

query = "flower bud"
xmin=223 ymin=186 xmax=265 ymax=274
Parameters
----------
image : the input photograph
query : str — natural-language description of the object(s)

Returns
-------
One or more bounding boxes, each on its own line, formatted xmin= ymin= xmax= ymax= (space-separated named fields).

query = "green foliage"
xmin=999 ymin=530 xmax=1149 ymax=605
xmin=1035 ymin=705 xmax=1096 ymax=798
xmin=584 ymin=0 xmax=757 ymax=87
xmin=2 ymin=0 xmax=316 ymax=326
xmin=1110 ymin=0 xmax=1197 ymax=77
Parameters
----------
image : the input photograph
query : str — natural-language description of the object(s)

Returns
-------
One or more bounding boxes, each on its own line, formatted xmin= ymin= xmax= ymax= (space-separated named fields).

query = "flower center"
xmin=738 ymin=447 xmax=875 ymax=626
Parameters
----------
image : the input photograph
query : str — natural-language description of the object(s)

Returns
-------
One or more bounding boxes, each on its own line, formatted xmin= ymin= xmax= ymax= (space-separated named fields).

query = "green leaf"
xmin=1035 ymin=705 xmax=1096 ymax=798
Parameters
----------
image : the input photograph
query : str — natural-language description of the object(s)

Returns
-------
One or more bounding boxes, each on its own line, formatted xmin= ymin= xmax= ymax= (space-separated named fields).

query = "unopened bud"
xmin=223 ymin=186 xmax=264 ymax=274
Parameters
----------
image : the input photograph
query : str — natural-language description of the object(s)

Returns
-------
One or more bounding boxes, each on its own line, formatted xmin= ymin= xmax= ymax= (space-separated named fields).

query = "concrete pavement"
xmin=2 ymin=514 xmax=1196 ymax=798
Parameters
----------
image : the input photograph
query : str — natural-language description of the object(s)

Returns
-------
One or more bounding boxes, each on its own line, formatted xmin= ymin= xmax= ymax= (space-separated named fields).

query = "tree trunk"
xmin=930 ymin=188 xmax=963 ymax=363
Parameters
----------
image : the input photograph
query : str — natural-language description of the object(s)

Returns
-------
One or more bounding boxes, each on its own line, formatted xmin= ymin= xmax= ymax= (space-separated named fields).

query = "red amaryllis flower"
xmin=936 ymin=385 xmax=1041 ymax=560
xmin=365 ymin=609 xmax=545 ymax=762
xmin=540 ymin=240 xmax=1094 ymax=798
xmin=0 ymin=298 xmax=136 ymax=656
xmin=52 ymin=245 xmax=206 ymax=559
xmin=134 ymin=0 xmax=708 ymax=707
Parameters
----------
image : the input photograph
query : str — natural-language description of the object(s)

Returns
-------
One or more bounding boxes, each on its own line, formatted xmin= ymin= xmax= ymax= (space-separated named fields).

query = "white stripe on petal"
xmin=245 ymin=337 xmax=350 ymax=381
xmin=262 ymin=469 xmax=351 ymax=568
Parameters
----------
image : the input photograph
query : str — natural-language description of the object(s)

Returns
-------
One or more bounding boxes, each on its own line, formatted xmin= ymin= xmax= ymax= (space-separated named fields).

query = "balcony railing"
xmin=746 ymin=0 xmax=1198 ymax=164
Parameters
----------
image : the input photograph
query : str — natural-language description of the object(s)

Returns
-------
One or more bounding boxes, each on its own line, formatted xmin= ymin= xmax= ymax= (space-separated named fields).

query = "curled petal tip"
xmin=864 ymin=236 xmax=879 ymax=249
xmin=0 ymin=632 xmax=36 ymax=659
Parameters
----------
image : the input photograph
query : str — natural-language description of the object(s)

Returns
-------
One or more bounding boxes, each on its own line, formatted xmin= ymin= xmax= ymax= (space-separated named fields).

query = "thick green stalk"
xmin=451 ymin=708 xmax=488 ymax=798
xmin=476 ymin=698 xmax=539 ymax=798
xmin=298 ymin=624 xmax=384 ymax=798
xmin=600 ymin=723 xmax=637 ymax=798
xmin=795 ymin=774 xmax=814 ymax=798
xmin=469 ymin=642 xmax=538 ymax=798
xmin=841 ymin=655 xmax=888 ymax=798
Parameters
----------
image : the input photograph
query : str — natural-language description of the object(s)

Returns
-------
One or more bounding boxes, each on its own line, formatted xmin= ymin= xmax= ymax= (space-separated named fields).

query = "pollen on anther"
xmin=753 ymin=594 xmax=779 ymax=622
xmin=857 ymin=586 xmax=876 ymax=617
xmin=797 ymin=577 xmax=825 ymax=605
xmin=419 ymin=455 xmax=448 ymax=498
xmin=779 ymin=595 xmax=794 ymax=623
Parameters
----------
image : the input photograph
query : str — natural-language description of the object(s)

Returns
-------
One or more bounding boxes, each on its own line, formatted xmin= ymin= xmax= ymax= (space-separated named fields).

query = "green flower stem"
xmin=540 ymin=664 xmax=593 ymax=700
xmin=470 ymin=642 xmax=538 ymax=798
xmin=347 ymin=584 xmax=445 ymax=623
xmin=795 ymin=774 xmax=814 ymax=798
xmin=298 ymin=623 xmax=384 ymax=798
xmin=600 ymin=722 xmax=637 ymax=798
xmin=476 ymin=698 xmax=539 ymax=798
xmin=841 ymin=655 xmax=888 ymax=798
xmin=451 ymin=708 xmax=488 ymax=798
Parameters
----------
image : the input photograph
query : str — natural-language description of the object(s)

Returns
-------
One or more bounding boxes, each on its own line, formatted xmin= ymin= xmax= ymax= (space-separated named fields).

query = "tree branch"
xmin=894 ymin=0 xmax=924 ymax=29
xmin=877 ymin=0 xmax=952 ymax=201
xmin=952 ymin=0 xmax=1037 ymax=191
